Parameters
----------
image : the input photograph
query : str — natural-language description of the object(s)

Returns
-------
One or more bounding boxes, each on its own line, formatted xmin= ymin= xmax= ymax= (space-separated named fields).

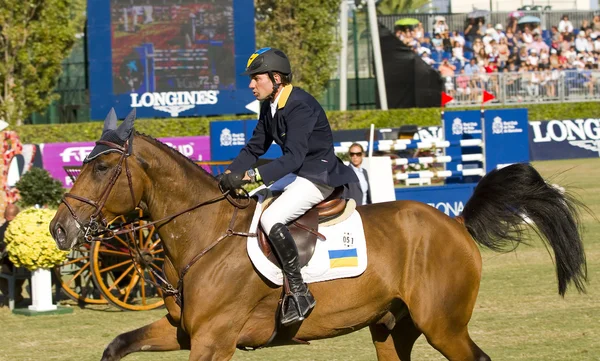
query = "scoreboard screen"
xmin=88 ymin=0 xmax=255 ymax=119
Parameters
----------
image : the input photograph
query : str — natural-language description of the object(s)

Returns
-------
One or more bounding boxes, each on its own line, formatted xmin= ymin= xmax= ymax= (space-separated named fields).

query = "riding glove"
xmin=219 ymin=172 xmax=249 ymax=192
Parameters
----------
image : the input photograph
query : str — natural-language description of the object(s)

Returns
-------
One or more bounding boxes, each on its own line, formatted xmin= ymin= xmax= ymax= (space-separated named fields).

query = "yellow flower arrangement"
xmin=4 ymin=208 xmax=69 ymax=270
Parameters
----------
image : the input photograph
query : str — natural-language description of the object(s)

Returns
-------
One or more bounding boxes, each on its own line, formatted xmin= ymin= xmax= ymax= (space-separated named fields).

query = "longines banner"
xmin=41 ymin=136 xmax=210 ymax=187
xmin=529 ymin=119 xmax=600 ymax=160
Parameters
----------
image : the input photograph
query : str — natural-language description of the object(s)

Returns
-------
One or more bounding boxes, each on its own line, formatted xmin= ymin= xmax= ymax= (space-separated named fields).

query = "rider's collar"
xmin=277 ymin=84 xmax=293 ymax=110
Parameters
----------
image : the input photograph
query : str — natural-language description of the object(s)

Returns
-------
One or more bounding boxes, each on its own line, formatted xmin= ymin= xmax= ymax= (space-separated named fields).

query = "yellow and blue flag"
xmin=328 ymin=248 xmax=358 ymax=268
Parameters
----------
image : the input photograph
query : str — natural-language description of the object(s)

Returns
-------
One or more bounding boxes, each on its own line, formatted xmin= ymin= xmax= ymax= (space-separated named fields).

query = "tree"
xmin=0 ymin=0 xmax=85 ymax=126
xmin=374 ymin=0 xmax=431 ymax=14
xmin=255 ymin=0 xmax=341 ymax=98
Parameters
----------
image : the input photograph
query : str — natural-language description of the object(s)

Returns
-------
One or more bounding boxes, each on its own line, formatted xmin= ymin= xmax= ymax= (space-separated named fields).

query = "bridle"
xmin=61 ymin=139 xmax=136 ymax=242
xmin=60 ymin=135 xmax=256 ymax=308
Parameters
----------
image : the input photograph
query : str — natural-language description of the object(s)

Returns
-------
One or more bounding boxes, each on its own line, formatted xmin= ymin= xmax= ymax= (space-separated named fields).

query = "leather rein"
xmin=60 ymin=137 xmax=256 ymax=306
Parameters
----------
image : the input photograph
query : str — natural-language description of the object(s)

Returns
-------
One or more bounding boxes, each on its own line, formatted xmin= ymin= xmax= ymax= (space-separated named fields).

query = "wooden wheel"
xmin=54 ymin=245 xmax=107 ymax=305
xmin=90 ymin=212 xmax=165 ymax=311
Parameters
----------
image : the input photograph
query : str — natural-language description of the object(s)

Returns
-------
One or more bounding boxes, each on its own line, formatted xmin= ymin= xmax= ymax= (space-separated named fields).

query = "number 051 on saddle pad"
xmin=246 ymin=191 xmax=368 ymax=286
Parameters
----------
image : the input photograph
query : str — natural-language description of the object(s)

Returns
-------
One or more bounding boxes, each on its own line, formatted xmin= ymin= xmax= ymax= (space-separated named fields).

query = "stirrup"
xmin=280 ymin=291 xmax=316 ymax=326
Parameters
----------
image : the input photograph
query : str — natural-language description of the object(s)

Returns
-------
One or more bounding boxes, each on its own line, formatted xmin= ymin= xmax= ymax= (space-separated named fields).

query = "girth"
xmin=257 ymin=187 xmax=347 ymax=268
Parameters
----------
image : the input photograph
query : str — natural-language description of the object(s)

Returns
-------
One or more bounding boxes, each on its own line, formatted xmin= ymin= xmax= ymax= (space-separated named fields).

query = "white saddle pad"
xmin=246 ymin=199 xmax=368 ymax=286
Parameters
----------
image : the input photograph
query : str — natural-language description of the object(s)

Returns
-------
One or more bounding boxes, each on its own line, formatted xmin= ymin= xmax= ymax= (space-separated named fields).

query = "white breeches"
xmin=260 ymin=175 xmax=334 ymax=235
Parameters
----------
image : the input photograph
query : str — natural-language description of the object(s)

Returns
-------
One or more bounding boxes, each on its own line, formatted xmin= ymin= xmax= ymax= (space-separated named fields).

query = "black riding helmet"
xmin=242 ymin=47 xmax=292 ymax=98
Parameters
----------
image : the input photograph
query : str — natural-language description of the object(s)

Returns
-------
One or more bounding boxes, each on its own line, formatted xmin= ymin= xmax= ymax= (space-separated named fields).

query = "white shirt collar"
xmin=270 ymin=89 xmax=283 ymax=117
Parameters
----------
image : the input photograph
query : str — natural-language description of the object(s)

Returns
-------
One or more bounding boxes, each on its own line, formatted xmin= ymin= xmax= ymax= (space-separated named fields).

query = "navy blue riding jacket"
xmin=228 ymin=85 xmax=358 ymax=188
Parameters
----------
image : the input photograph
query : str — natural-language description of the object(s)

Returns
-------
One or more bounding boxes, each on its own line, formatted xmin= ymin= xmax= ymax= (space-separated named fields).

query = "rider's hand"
xmin=219 ymin=171 xmax=249 ymax=192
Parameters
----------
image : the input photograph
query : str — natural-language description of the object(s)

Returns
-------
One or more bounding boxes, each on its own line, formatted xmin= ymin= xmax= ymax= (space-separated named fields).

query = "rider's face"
xmin=249 ymin=73 xmax=280 ymax=101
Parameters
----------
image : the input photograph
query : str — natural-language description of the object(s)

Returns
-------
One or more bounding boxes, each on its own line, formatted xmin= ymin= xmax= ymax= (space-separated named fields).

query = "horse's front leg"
xmin=100 ymin=314 xmax=190 ymax=361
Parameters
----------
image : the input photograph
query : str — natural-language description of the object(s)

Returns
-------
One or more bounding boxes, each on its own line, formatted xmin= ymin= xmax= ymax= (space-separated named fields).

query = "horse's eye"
xmin=95 ymin=162 xmax=110 ymax=173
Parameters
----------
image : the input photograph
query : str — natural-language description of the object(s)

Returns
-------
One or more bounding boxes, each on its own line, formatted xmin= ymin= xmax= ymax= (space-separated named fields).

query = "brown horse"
xmin=50 ymin=113 xmax=587 ymax=361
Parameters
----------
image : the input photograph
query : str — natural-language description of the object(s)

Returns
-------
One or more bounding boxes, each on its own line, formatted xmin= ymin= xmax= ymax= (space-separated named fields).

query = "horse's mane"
xmin=135 ymin=131 xmax=216 ymax=180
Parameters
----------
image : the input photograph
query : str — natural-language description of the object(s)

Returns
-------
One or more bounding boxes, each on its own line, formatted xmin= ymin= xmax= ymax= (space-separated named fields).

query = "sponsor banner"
xmin=395 ymin=183 xmax=477 ymax=217
xmin=484 ymin=109 xmax=530 ymax=171
xmin=210 ymin=120 xmax=282 ymax=161
xmin=87 ymin=0 xmax=256 ymax=119
xmin=529 ymin=119 xmax=600 ymax=161
xmin=41 ymin=136 xmax=210 ymax=187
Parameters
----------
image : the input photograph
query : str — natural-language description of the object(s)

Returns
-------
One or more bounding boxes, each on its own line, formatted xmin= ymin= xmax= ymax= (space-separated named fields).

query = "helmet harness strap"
xmin=268 ymin=71 xmax=280 ymax=100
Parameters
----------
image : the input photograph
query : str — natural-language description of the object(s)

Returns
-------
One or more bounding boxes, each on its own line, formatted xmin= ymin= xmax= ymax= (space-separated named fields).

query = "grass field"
xmin=1 ymin=158 xmax=599 ymax=361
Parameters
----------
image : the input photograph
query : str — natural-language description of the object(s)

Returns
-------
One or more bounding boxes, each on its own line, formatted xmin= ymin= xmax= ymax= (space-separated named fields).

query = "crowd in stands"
xmin=395 ymin=14 xmax=600 ymax=101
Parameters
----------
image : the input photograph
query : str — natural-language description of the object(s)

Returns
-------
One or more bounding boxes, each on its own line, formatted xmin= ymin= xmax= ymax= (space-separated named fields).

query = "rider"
xmin=219 ymin=47 xmax=358 ymax=326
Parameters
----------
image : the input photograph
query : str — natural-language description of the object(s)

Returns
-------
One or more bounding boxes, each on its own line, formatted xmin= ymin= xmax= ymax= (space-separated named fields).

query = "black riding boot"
xmin=268 ymin=223 xmax=316 ymax=326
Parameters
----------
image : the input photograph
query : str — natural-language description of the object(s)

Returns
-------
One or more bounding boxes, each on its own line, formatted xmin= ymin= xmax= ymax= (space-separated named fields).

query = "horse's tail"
xmin=461 ymin=163 xmax=587 ymax=296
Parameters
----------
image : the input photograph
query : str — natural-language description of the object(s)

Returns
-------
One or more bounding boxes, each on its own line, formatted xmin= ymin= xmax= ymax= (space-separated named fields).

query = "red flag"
xmin=482 ymin=90 xmax=495 ymax=104
xmin=441 ymin=92 xmax=454 ymax=107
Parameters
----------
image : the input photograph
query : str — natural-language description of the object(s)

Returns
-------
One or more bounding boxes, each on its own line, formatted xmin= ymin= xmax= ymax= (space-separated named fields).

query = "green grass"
xmin=1 ymin=158 xmax=599 ymax=361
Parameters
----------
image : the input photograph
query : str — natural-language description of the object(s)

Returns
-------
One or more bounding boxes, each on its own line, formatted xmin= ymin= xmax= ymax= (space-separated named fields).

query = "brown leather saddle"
xmin=258 ymin=186 xmax=347 ymax=268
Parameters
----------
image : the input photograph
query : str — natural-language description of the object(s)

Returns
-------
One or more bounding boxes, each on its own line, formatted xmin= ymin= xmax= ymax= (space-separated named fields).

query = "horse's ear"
xmin=102 ymin=108 xmax=118 ymax=134
xmin=116 ymin=108 xmax=136 ymax=141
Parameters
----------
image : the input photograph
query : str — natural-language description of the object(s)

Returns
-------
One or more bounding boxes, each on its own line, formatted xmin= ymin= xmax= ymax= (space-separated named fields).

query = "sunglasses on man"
xmin=349 ymin=152 xmax=363 ymax=157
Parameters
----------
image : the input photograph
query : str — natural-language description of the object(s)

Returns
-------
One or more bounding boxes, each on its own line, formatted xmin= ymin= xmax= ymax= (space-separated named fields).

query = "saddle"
xmin=257 ymin=186 xmax=355 ymax=268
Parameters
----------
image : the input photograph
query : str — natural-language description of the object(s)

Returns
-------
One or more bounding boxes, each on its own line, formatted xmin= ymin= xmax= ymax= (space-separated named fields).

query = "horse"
xmin=50 ymin=111 xmax=587 ymax=361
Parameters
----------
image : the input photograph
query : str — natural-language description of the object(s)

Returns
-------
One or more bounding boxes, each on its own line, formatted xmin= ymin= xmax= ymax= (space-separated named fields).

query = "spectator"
xmin=585 ymin=35 xmax=594 ymax=53
xmin=549 ymin=48 xmax=560 ymax=68
xmin=528 ymin=48 xmax=540 ymax=67
xmin=442 ymin=31 xmax=453 ymax=52
xmin=559 ymin=35 xmax=572 ymax=53
xmin=434 ymin=17 xmax=449 ymax=35
xmin=581 ymin=20 xmax=592 ymax=33
xmin=506 ymin=28 xmax=517 ymax=49
xmin=531 ymin=34 xmax=549 ymax=53
xmin=472 ymin=38 xmax=484 ymax=54
xmin=456 ymin=69 xmax=472 ymax=101
xmin=518 ymin=46 xmax=529 ymax=65
xmin=439 ymin=58 xmax=456 ymax=77
xmin=452 ymin=40 xmax=465 ymax=66
xmin=421 ymin=51 xmax=435 ymax=66
xmin=464 ymin=18 xmax=479 ymax=42
xmin=558 ymin=15 xmax=574 ymax=34
xmin=550 ymin=26 xmax=561 ymax=43
xmin=581 ymin=64 xmax=595 ymax=96
xmin=477 ymin=47 xmax=488 ymax=62
xmin=575 ymin=32 xmax=589 ymax=53
xmin=495 ymin=24 xmax=506 ymax=40
xmin=522 ymin=26 xmax=534 ymax=44
xmin=526 ymin=65 xmax=541 ymax=98
xmin=592 ymin=15 xmax=600 ymax=36
xmin=414 ymin=22 xmax=424 ymax=40
xmin=498 ymin=37 xmax=510 ymax=68
xmin=558 ymin=49 xmax=569 ymax=66
xmin=345 ymin=144 xmax=371 ymax=206
xmin=539 ymin=48 xmax=550 ymax=69
xmin=464 ymin=58 xmax=480 ymax=76
xmin=594 ymin=35 xmax=600 ymax=53
xmin=451 ymin=31 xmax=465 ymax=47
xmin=504 ymin=65 xmax=519 ymax=99
xmin=507 ymin=16 xmax=518 ymax=34
xmin=432 ymin=33 xmax=443 ymax=52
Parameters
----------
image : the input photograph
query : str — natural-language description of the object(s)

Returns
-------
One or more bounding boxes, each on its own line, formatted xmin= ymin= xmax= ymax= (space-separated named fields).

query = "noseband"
xmin=61 ymin=140 xmax=136 ymax=242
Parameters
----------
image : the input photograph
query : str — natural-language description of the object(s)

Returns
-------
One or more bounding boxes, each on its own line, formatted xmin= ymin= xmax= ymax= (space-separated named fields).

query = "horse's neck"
xmin=136 ymin=136 xmax=254 ymax=269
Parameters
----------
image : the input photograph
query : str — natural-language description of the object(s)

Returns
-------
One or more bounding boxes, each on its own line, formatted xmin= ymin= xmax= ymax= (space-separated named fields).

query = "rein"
xmin=60 ymin=136 xmax=257 ymax=307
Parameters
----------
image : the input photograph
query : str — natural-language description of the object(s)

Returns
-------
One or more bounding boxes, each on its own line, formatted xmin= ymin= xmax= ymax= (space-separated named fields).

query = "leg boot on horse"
xmin=268 ymin=222 xmax=316 ymax=326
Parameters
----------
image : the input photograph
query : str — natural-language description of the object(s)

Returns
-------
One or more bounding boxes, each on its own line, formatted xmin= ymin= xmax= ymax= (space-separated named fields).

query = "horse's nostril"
xmin=55 ymin=225 xmax=67 ymax=244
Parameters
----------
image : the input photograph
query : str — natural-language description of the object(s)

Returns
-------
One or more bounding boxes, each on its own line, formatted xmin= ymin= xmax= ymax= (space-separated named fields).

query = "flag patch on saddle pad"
xmin=328 ymin=249 xmax=359 ymax=268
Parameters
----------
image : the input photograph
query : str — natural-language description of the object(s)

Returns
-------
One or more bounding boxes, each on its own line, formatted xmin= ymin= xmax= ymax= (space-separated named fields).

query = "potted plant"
xmin=4 ymin=168 xmax=67 ymax=312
